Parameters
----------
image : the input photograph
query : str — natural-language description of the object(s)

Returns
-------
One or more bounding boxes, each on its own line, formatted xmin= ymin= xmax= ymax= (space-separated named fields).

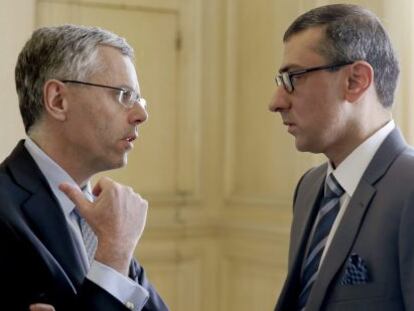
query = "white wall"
xmin=0 ymin=0 xmax=35 ymax=159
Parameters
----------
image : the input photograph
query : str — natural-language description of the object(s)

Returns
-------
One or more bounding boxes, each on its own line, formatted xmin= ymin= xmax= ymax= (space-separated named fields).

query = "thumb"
xmin=29 ymin=304 xmax=56 ymax=311
xmin=59 ymin=183 xmax=92 ymax=216
xmin=29 ymin=303 xmax=55 ymax=311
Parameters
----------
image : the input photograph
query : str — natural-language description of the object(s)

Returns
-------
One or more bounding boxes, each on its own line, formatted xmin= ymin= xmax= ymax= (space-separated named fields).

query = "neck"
xmin=327 ymin=114 xmax=392 ymax=167
xmin=29 ymin=127 xmax=93 ymax=185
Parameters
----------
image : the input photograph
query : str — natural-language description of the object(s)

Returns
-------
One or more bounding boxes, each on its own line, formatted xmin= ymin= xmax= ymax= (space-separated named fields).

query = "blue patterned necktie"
xmin=297 ymin=173 xmax=344 ymax=310
xmin=73 ymin=188 xmax=98 ymax=266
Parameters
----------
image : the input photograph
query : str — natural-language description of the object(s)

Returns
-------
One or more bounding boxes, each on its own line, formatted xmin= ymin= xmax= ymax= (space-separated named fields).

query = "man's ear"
xmin=43 ymin=79 xmax=68 ymax=121
xmin=345 ymin=61 xmax=374 ymax=103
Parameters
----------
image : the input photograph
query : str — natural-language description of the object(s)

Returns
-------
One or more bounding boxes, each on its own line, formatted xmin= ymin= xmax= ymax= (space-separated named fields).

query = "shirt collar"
xmin=24 ymin=137 xmax=90 ymax=216
xmin=327 ymin=120 xmax=395 ymax=196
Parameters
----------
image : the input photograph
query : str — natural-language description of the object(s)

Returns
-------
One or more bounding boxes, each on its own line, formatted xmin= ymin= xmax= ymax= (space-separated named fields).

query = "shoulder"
xmin=0 ymin=164 xmax=31 ymax=229
xmin=0 ymin=168 xmax=27 ymax=201
xmin=395 ymin=146 xmax=414 ymax=165
xmin=297 ymin=162 xmax=327 ymax=189
xmin=385 ymin=146 xmax=414 ymax=179
xmin=292 ymin=162 xmax=327 ymax=203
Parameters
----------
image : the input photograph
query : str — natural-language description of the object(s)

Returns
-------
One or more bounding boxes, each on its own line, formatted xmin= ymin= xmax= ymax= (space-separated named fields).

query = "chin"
xmin=115 ymin=155 xmax=128 ymax=168
xmin=295 ymin=140 xmax=308 ymax=152
xmin=112 ymin=159 xmax=128 ymax=170
xmin=99 ymin=156 xmax=128 ymax=172
xmin=295 ymin=139 xmax=318 ymax=154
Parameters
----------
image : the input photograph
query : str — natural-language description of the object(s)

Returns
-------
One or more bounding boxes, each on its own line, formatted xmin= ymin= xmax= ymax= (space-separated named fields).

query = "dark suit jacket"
xmin=275 ymin=128 xmax=414 ymax=311
xmin=0 ymin=141 xmax=169 ymax=311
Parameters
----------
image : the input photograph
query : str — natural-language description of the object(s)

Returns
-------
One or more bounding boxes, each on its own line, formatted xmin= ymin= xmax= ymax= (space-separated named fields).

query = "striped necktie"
xmin=297 ymin=173 xmax=344 ymax=310
xmin=73 ymin=188 xmax=98 ymax=266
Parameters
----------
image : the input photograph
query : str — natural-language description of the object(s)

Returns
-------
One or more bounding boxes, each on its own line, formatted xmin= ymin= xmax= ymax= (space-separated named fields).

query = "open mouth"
xmin=126 ymin=136 xmax=136 ymax=142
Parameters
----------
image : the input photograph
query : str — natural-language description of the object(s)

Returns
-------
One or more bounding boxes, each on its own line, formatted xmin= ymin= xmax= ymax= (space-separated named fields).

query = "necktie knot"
xmin=324 ymin=173 xmax=344 ymax=199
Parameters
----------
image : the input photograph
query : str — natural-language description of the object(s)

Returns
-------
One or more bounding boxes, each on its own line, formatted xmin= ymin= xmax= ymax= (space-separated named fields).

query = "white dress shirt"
xmin=317 ymin=120 xmax=395 ymax=266
xmin=24 ymin=137 xmax=149 ymax=311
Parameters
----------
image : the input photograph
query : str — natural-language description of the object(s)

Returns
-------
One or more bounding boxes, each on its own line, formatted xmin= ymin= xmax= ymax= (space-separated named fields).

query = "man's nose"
xmin=269 ymin=85 xmax=290 ymax=112
xmin=129 ymin=101 xmax=148 ymax=125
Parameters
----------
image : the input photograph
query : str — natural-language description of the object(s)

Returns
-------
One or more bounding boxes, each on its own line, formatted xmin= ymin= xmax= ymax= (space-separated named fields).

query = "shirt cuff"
xmin=87 ymin=260 xmax=149 ymax=310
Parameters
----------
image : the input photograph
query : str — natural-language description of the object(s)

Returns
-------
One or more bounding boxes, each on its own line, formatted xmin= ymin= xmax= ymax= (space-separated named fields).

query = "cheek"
xmin=296 ymin=99 xmax=322 ymax=127
xmin=71 ymin=113 xmax=108 ymax=148
xmin=93 ymin=112 xmax=125 ymax=146
xmin=89 ymin=105 xmax=117 ymax=135
xmin=316 ymin=107 xmax=348 ymax=143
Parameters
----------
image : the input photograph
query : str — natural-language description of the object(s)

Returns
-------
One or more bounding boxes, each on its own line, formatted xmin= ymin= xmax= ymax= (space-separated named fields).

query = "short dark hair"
xmin=15 ymin=24 xmax=134 ymax=133
xmin=284 ymin=4 xmax=399 ymax=108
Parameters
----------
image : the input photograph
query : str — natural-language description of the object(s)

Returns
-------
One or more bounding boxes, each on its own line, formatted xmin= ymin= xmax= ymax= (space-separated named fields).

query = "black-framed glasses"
xmin=275 ymin=61 xmax=354 ymax=93
xmin=61 ymin=80 xmax=147 ymax=109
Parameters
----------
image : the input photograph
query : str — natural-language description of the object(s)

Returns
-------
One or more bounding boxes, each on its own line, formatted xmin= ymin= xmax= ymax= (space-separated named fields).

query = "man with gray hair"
xmin=269 ymin=4 xmax=414 ymax=311
xmin=0 ymin=25 xmax=168 ymax=311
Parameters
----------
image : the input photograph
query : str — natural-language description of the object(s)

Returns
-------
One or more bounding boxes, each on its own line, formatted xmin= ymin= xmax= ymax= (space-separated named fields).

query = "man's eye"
xmin=290 ymin=75 xmax=303 ymax=83
xmin=121 ymin=90 xmax=132 ymax=101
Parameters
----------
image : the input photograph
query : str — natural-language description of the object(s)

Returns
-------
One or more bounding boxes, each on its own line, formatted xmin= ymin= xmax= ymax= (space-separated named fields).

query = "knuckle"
xmin=105 ymin=176 xmax=113 ymax=182
xmin=114 ymin=182 xmax=122 ymax=191
xmin=141 ymin=199 xmax=148 ymax=209
xmin=101 ymin=176 xmax=115 ymax=187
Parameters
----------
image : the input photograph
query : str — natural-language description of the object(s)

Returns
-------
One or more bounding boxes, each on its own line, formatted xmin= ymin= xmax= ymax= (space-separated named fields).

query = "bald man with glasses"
xmin=269 ymin=4 xmax=414 ymax=311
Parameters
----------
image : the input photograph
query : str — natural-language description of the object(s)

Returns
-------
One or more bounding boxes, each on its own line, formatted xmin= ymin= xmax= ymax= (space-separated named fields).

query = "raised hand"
xmin=59 ymin=177 xmax=148 ymax=275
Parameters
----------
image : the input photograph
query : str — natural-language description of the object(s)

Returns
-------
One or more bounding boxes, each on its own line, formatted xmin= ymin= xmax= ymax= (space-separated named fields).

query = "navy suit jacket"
xmin=275 ymin=128 xmax=414 ymax=310
xmin=0 ymin=141 xmax=169 ymax=311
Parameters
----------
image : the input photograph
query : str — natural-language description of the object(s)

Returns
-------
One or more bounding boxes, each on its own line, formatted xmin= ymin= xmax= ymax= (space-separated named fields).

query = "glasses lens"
xmin=275 ymin=75 xmax=283 ymax=86
xmin=117 ymin=89 xmax=147 ymax=110
xmin=282 ymin=72 xmax=293 ymax=93
xmin=139 ymin=98 xmax=147 ymax=110
xmin=116 ymin=90 xmax=133 ymax=107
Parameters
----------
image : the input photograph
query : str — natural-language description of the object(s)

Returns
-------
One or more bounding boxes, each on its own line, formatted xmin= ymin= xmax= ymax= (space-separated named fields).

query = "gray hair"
xmin=283 ymin=4 xmax=399 ymax=108
xmin=15 ymin=24 xmax=134 ymax=133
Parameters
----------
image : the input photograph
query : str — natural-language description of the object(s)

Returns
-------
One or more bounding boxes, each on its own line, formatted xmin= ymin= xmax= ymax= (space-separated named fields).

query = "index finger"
xmin=59 ymin=183 xmax=93 ymax=215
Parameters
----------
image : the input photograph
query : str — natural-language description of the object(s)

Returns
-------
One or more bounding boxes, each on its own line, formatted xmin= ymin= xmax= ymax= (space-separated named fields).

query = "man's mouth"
xmin=125 ymin=135 xmax=136 ymax=142
xmin=283 ymin=121 xmax=297 ymax=134
xmin=121 ymin=134 xmax=137 ymax=150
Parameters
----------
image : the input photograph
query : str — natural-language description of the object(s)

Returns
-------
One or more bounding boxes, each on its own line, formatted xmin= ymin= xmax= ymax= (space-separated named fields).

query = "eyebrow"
xmin=279 ymin=64 xmax=303 ymax=73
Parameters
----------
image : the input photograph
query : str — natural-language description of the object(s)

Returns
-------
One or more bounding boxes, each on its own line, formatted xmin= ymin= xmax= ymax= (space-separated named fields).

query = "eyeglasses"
xmin=61 ymin=80 xmax=147 ymax=109
xmin=275 ymin=61 xmax=354 ymax=93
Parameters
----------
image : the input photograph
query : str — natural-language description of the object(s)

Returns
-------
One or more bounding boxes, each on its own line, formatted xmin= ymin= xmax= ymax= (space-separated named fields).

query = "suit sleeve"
xmin=128 ymin=259 xmax=169 ymax=311
xmin=0 ymin=214 xmax=168 ymax=311
xmin=77 ymin=258 xmax=169 ymax=311
xmin=398 ymin=190 xmax=414 ymax=310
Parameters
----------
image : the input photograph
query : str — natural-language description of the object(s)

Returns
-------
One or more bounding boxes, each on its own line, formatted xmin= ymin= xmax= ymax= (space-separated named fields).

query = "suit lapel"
xmin=275 ymin=166 xmax=326 ymax=310
xmin=306 ymin=128 xmax=408 ymax=310
xmin=6 ymin=141 xmax=86 ymax=287
xmin=290 ymin=168 xmax=326 ymax=269
xmin=306 ymin=180 xmax=375 ymax=310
